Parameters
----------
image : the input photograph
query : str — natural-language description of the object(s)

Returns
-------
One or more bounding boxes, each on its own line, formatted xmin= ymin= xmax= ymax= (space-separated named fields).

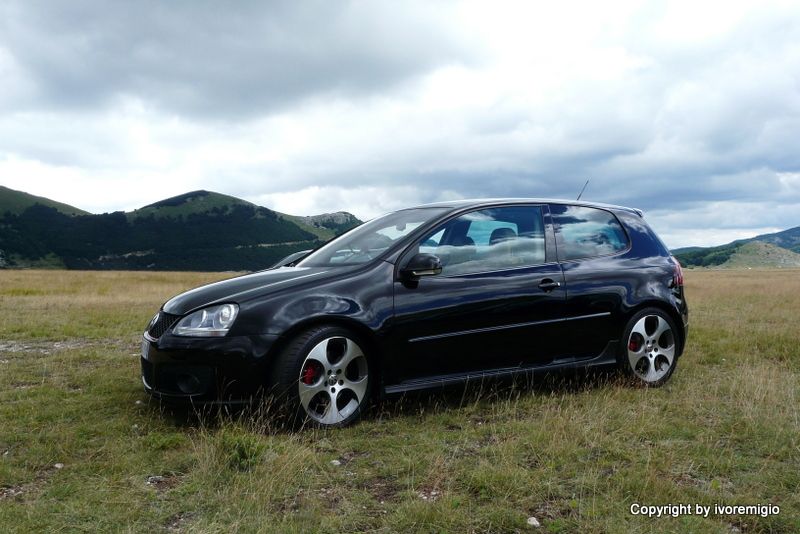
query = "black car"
xmin=141 ymin=199 xmax=688 ymax=427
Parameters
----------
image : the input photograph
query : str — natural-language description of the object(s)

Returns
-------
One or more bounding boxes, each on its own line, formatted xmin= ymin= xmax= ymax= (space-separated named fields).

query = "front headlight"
xmin=172 ymin=304 xmax=239 ymax=337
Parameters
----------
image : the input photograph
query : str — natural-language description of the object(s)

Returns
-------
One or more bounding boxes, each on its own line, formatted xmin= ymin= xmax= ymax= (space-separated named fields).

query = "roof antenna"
xmin=576 ymin=179 xmax=590 ymax=201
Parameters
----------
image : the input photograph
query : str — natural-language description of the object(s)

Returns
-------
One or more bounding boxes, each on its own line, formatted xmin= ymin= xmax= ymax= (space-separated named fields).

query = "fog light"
xmin=176 ymin=373 xmax=201 ymax=394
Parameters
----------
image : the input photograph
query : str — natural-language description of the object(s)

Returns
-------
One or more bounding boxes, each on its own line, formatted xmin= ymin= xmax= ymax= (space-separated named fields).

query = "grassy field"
xmin=0 ymin=269 xmax=798 ymax=533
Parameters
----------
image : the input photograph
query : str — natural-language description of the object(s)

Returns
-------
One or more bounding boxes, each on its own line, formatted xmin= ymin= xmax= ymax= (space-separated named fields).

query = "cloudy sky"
xmin=1 ymin=0 xmax=798 ymax=248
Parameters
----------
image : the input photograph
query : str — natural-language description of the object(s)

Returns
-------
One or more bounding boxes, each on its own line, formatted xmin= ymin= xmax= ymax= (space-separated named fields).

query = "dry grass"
xmin=0 ymin=269 xmax=798 ymax=533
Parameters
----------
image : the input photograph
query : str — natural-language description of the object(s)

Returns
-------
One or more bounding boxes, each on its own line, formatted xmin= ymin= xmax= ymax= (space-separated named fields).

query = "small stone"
xmin=135 ymin=400 xmax=144 ymax=405
xmin=330 ymin=459 xmax=341 ymax=466
xmin=147 ymin=475 xmax=165 ymax=485
xmin=527 ymin=516 xmax=541 ymax=528
xmin=54 ymin=463 xmax=64 ymax=470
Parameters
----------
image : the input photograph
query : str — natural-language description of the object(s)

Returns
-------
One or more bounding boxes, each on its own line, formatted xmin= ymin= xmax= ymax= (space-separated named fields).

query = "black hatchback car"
xmin=141 ymin=199 xmax=688 ymax=426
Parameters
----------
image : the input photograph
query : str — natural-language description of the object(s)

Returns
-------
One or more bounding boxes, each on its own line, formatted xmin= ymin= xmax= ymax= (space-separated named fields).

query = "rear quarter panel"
xmin=559 ymin=209 xmax=682 ymax=356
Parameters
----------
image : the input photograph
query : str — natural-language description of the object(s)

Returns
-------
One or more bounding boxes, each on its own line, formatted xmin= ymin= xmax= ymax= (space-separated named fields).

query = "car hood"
xmin=162 ymin=267 xmax=333 ymax=315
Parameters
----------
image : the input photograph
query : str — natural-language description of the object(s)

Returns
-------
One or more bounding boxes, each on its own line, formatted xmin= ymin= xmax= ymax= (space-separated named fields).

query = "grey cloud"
xmin=0 ymin=1 xmax=469 ymax=118
xmin=1 ymin=2 xmax=799 ymax=248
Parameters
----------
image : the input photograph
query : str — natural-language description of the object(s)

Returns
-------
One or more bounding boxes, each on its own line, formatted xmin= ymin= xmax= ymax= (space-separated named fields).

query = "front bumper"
xmin=140 ymin=332 xmax=279 ymax=404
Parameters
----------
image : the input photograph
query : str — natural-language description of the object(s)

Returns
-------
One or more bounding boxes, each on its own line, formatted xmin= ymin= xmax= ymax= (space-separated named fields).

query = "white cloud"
xmin=252 ymin=185 xmax=465 ymax=220
xmin=0 ymin=0 xmax=799 ymax=246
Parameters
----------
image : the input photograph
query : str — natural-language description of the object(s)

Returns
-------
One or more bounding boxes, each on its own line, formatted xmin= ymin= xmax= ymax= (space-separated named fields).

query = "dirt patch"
xmin=672 ymin=472 xmax=707 ymax=488
xmin=317 ymin=486 xmax=341 ymax=509
xmin=278 ymin=489 xmax=305 ymax=513
xmin=533 ymin=500 xmax=579 ymax=521
xmin=0 ymin=463 xmax=64 ymax=502
xmin=417 ymin=486 xmax=442 ymax=502
xmin=335 ymin=450 xmax=369 ymax=466
xmin=165 ymin=511 xmax=196 ymax=532
xmin=11 ymin=382 xmax=38 ymax=390
xmin=456 ymin=433 xmax=502 ymax=458
xmin=362 ymin=476 xmax=400 ymax=503
xmin=0 ymin=485 xmax=24 ymax=500
xmin=671 ymin=472 xmax=733 ymax=493
xmin=147 ymin=474 xmax=181 ymax=492
xmin=0 ymin=339 xmax=132 ymax=356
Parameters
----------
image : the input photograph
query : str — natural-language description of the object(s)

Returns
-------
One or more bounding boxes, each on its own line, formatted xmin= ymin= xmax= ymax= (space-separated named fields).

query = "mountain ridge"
xmin=3 ymin=185 xmax=796 ymax=270
xmin=0 ymin=186 xmax=361 ymax=271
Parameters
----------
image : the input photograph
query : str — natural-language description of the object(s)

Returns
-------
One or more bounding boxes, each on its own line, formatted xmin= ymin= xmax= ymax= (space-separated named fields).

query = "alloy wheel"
xmin=297 ymin=336 xmax=369 ymax=425
xmin=627 ymin=314 xmax=676 ymax=384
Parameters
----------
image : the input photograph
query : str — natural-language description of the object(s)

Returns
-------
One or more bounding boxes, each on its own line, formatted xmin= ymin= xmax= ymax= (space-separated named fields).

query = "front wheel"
xmin=269 ymin=326 xmax=372 ymax=428
xmin=620 ymin=308 xmax=679 ymax=387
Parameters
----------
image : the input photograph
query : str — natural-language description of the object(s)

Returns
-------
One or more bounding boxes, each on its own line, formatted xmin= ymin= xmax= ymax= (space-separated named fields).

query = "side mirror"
xmin=401 ymin=253 xmax=443 ymax=279
xmin=270 ymin=249 xmax=312 ymax=269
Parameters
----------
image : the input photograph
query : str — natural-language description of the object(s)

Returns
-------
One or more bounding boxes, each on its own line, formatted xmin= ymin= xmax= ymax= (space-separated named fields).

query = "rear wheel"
xmin=269 ymin=326 xmax=371 ymax=427
xmin=620 ymin=308 xmax=679 ymax=387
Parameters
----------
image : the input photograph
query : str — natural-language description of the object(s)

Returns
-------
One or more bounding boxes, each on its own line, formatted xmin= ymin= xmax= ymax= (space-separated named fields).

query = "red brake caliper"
xmin=629 ymin=335 xmax=641 ymax=352
xmin=301 ymin=362 xmax=321 ymax=385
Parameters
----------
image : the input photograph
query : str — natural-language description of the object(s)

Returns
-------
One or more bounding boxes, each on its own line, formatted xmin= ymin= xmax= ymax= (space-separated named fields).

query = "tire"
xmin=268 ymin=325 xmax=372 ymax=428
xmin=619 ymin=308 xmax=679 ymax=387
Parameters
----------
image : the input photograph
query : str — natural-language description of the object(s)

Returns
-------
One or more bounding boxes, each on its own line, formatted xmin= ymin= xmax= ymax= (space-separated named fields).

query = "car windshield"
xmin=297 ymin=207 xmax=448 ymax=267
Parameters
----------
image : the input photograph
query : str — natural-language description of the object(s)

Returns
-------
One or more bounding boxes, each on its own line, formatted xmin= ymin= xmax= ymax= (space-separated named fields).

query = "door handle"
xmin=538 ymin=279 xmax=561 ymax=291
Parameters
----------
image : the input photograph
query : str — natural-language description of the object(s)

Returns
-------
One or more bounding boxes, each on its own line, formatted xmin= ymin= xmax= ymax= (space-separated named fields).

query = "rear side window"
xmin=551 ymin=205 xmax=629 ymax=261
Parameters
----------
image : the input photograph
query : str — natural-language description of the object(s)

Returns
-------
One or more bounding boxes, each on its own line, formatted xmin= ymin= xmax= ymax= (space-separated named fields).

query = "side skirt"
xmin=383 ymin=340 xmax=620 ymax=395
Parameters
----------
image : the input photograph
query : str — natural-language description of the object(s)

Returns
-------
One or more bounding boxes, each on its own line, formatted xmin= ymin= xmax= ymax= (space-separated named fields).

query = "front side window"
xmin=551 ymin=205 xmax=629 ymax=261
xmin=416 ymin=205 xmax=546 ymax=276
xmin=299 ymin=207 xmax=448 ymax=267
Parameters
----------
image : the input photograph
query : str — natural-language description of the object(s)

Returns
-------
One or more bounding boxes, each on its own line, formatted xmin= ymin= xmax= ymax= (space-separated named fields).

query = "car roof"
xmin=408 ymin=198 xmax=644 ymax=217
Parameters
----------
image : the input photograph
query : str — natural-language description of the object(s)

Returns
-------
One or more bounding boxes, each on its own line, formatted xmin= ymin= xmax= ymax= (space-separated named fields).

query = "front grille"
xmin=147 ymin=312 xmax=180 ymax=339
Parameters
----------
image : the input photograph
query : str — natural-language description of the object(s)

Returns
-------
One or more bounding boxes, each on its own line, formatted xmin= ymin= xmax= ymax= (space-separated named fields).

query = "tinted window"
xmin=417 ymin=206 xmax=546 ymax=275
xmin=551 ymin=205 xmax=628 ymax=260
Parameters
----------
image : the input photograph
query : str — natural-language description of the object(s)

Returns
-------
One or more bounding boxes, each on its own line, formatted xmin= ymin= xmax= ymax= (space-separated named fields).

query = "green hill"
xmin=746 ymin=226 xmax=800 ymax=253
xmin=672 ymin=226 xmax=800 ymax=267
xmin=723 ymin=241 xmax=800 ymax=268
xmin=673 ymin=243 xmax=741 ymax=267
xmin=280 ymin=212 xmax=361 ymax=241
xmin=0 ymin=185 xmax=88 ymax=216
xmin=131 ymin=190 xmax=360 ymax=241
xmin=129 ymin=190 xmax=254 ymax=220
xmin=674 ymin=227 xmax=800 ymax=269
xmin=0 ymin=189 xmax=361 ymax=271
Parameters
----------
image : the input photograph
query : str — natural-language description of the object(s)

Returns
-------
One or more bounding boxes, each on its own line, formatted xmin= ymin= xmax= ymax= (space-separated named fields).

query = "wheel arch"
xmin=623 ymin=300 xmax=686 ymax=357
xmin=266 ymin=315 xmax=384 ymax=396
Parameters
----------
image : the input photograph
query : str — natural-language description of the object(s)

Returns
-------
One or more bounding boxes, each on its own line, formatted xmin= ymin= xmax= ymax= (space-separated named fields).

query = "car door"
xmin=388 ymin=204 xmax=566 ymax=385
xmin=549 ymin=203 xmax=632 ymax=359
